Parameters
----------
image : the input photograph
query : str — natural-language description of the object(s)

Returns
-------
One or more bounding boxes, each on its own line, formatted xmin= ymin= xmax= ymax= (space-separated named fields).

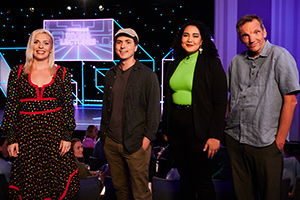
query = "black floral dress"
xmin=1 ymin=65 xmax=79 ymax=199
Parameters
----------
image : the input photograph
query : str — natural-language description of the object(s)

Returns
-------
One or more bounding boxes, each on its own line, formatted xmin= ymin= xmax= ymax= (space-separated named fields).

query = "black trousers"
xmin=226 ymin=134 xmax=283 ymax=200
xmin=168 ymin=107 xmax=216 ymax=200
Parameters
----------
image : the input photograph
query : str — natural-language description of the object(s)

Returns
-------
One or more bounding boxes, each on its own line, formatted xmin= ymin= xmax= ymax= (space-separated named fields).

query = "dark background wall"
xmin=0 ymin=0 xmax=215 ymax=106
xmin=0 ymin=0 xmax=215 ymax=68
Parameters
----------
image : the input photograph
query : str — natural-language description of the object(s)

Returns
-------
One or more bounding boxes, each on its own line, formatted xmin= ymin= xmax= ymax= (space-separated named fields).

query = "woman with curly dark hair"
xmin=162 ymin=20 xmax=227 ymax=199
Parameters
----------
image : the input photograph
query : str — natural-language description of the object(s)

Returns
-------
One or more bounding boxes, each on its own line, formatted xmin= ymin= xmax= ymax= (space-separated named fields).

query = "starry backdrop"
xmin=0 ymin=0 xmax=214 ymax=106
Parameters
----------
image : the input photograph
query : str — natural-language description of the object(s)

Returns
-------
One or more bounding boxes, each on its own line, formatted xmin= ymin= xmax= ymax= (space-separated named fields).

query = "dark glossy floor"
xmin=73 ymin=105 xmax=102 ymax=131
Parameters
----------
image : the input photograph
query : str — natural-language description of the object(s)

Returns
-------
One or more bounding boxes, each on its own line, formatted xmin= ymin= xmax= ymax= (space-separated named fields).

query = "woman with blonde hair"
xmin=1 ymin=29 xmax=79 ymax=199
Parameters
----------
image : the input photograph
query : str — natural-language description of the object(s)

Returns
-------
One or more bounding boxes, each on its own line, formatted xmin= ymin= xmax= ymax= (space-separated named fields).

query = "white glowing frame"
xmin=160 ymin=49 xmax=174 ymax=111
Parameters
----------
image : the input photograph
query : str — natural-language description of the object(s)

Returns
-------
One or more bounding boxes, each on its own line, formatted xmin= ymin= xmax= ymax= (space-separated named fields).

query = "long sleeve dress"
xmin=1 ymin=64 xmax=79 ymax=199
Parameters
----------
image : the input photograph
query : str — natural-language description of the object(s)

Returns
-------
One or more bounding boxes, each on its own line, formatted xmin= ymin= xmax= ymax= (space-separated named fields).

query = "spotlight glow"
xmin=99 ymin=5 xmax=104 ymax=11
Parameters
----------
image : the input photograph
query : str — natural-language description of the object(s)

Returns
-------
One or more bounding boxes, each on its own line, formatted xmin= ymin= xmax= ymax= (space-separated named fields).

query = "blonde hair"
xmin=24 ymin=29 xmax=56 ymax=75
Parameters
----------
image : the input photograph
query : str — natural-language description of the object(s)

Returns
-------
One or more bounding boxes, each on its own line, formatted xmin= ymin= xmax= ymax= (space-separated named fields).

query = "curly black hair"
xmin=172 ymin=20 xmax=219 ymax=59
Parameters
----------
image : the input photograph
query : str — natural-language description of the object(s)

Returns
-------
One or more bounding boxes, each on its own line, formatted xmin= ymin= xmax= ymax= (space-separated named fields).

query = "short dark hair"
xmin=236 ymin=14 xmax=265 ymax=35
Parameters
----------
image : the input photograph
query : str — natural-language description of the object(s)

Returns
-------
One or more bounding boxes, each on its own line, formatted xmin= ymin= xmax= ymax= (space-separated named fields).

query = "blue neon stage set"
xmin=0 ymin=19 xmax=166 ymax=130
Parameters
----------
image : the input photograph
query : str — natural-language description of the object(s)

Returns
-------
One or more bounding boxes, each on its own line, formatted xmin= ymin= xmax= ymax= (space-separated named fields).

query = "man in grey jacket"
xmin=100 ymin=28 xmax=160 ymax=200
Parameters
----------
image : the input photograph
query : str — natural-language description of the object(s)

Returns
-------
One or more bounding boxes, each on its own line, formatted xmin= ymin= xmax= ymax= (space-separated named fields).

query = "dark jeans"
xmin=103 ymin=136 xmax=152 ymax=200
xmin=169 ymin=107 xmax=216 ymax=200
xmin=226 ymin=134 xmax=283 ymax=200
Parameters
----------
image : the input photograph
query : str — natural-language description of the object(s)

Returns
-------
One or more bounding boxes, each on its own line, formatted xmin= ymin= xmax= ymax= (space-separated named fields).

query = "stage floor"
xmin=74 ymin=105 xmax=102 ymax=130
xmin=0 ymin=105 xmax=102 ymax=131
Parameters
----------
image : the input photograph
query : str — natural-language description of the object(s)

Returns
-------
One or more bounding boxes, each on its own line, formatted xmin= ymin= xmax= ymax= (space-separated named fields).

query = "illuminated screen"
xmin=43 ymin=19 xmax=114 ymax=61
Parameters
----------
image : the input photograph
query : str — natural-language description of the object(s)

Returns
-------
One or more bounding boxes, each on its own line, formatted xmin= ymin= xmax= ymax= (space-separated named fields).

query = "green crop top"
xmin=169 ymin=51 xmax=198 ymax=105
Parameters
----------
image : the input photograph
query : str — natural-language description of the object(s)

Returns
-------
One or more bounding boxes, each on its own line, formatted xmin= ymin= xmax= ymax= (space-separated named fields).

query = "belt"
xmin=172 ymin=103 xmax=192 ymax=110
